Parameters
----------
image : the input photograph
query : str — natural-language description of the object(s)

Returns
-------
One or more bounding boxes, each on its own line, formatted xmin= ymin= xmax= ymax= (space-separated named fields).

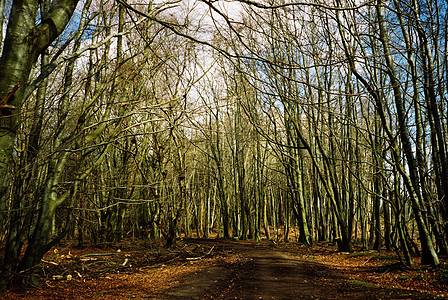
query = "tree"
xmin=0 ymin=0 xmax=79 ymax=202
xmin=0 ymin=0 xmax=81 ymax=287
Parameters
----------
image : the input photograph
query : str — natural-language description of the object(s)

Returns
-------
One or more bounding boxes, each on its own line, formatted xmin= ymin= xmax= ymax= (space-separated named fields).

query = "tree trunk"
xmin=0 ymin=0 xmax=79 ymax=288
xmin=376 ymin=0 xmax=439 ymax=266
xmin=0 ymin=0 xmax=78 ymax=201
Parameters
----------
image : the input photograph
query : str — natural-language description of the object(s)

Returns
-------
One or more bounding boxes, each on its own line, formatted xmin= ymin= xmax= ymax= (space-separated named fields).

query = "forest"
xmin=0 ymin=0 xmax=447 ymax=294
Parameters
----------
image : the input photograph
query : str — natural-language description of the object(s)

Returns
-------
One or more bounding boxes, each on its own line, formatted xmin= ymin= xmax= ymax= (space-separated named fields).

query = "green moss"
xmin=348 ymin=251 xmax=377 ymax=257
xmin=377 ymin=262 xmax=405 ymax=272
xmin=437 ymin=270 xmax=448 ymax=284
xmin=347 ymin=279 xmax=378 ymax=288
xmin=375 ymin=254 xmax=398 ymax=260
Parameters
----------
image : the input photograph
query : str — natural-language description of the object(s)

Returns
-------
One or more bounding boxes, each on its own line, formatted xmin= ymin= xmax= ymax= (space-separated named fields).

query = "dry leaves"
xmin=2 ymin=239 xmax=447 ymax=299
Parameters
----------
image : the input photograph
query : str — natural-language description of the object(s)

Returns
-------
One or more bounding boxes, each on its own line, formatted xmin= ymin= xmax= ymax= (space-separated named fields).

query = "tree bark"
xmin=0 ymin=0 xmax=78 ymax=200
xmin=376 ymin=0 xmax=438 ymax=266
xmin=0 ymin=0 xmax=79 ymax=288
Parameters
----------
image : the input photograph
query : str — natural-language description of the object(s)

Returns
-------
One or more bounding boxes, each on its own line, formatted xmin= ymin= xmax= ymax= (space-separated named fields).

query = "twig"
xmin=42 ymin=260 xmax=59 ymax=266
xmin=122 ymin=258 xmax=129 ymax=266
xmin=74 ymin=270 xmax=82 ymax=279
xmin=186 ymin=246 xmax=215 ymax=261
xmin=361 ymin=256 xmax=373 ymax=266
xmin=81 ymin=252 xmax=122 ymax=257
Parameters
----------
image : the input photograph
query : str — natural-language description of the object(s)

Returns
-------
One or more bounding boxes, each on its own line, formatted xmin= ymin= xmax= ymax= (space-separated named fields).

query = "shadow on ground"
xmin=148 ymin=239 xmax=435 ymax=300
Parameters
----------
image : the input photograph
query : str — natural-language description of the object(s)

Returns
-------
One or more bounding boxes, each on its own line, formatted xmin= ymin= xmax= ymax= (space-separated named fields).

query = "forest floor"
xmin=2 ymin=237 xmax=448 ymax=299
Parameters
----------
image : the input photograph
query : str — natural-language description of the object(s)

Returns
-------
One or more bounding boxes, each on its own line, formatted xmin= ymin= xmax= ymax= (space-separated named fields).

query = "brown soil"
xmin=2 ymin=238 xmax=447 ymax=299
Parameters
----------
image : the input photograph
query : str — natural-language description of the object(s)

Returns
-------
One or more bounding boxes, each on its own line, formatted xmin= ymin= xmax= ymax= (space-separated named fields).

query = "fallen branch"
xmin=361 ymin=256 xmax=373 ymax=266
xmin=186 ymin=246 xmax=215 ymax=261
xmin=81 ymin=252 xmax=122 ymax=257
xmin=42 ymin=260 xmax=59 ymax=266
xmin=74 ymin=270 xmax=82 ymax=279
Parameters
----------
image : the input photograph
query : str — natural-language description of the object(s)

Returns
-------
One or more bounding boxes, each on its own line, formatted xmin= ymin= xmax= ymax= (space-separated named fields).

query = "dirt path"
xmin=149 ymin=239 xmax=433 ymax=300
xmin=3 ymin=238 xmax=441 ymax=299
